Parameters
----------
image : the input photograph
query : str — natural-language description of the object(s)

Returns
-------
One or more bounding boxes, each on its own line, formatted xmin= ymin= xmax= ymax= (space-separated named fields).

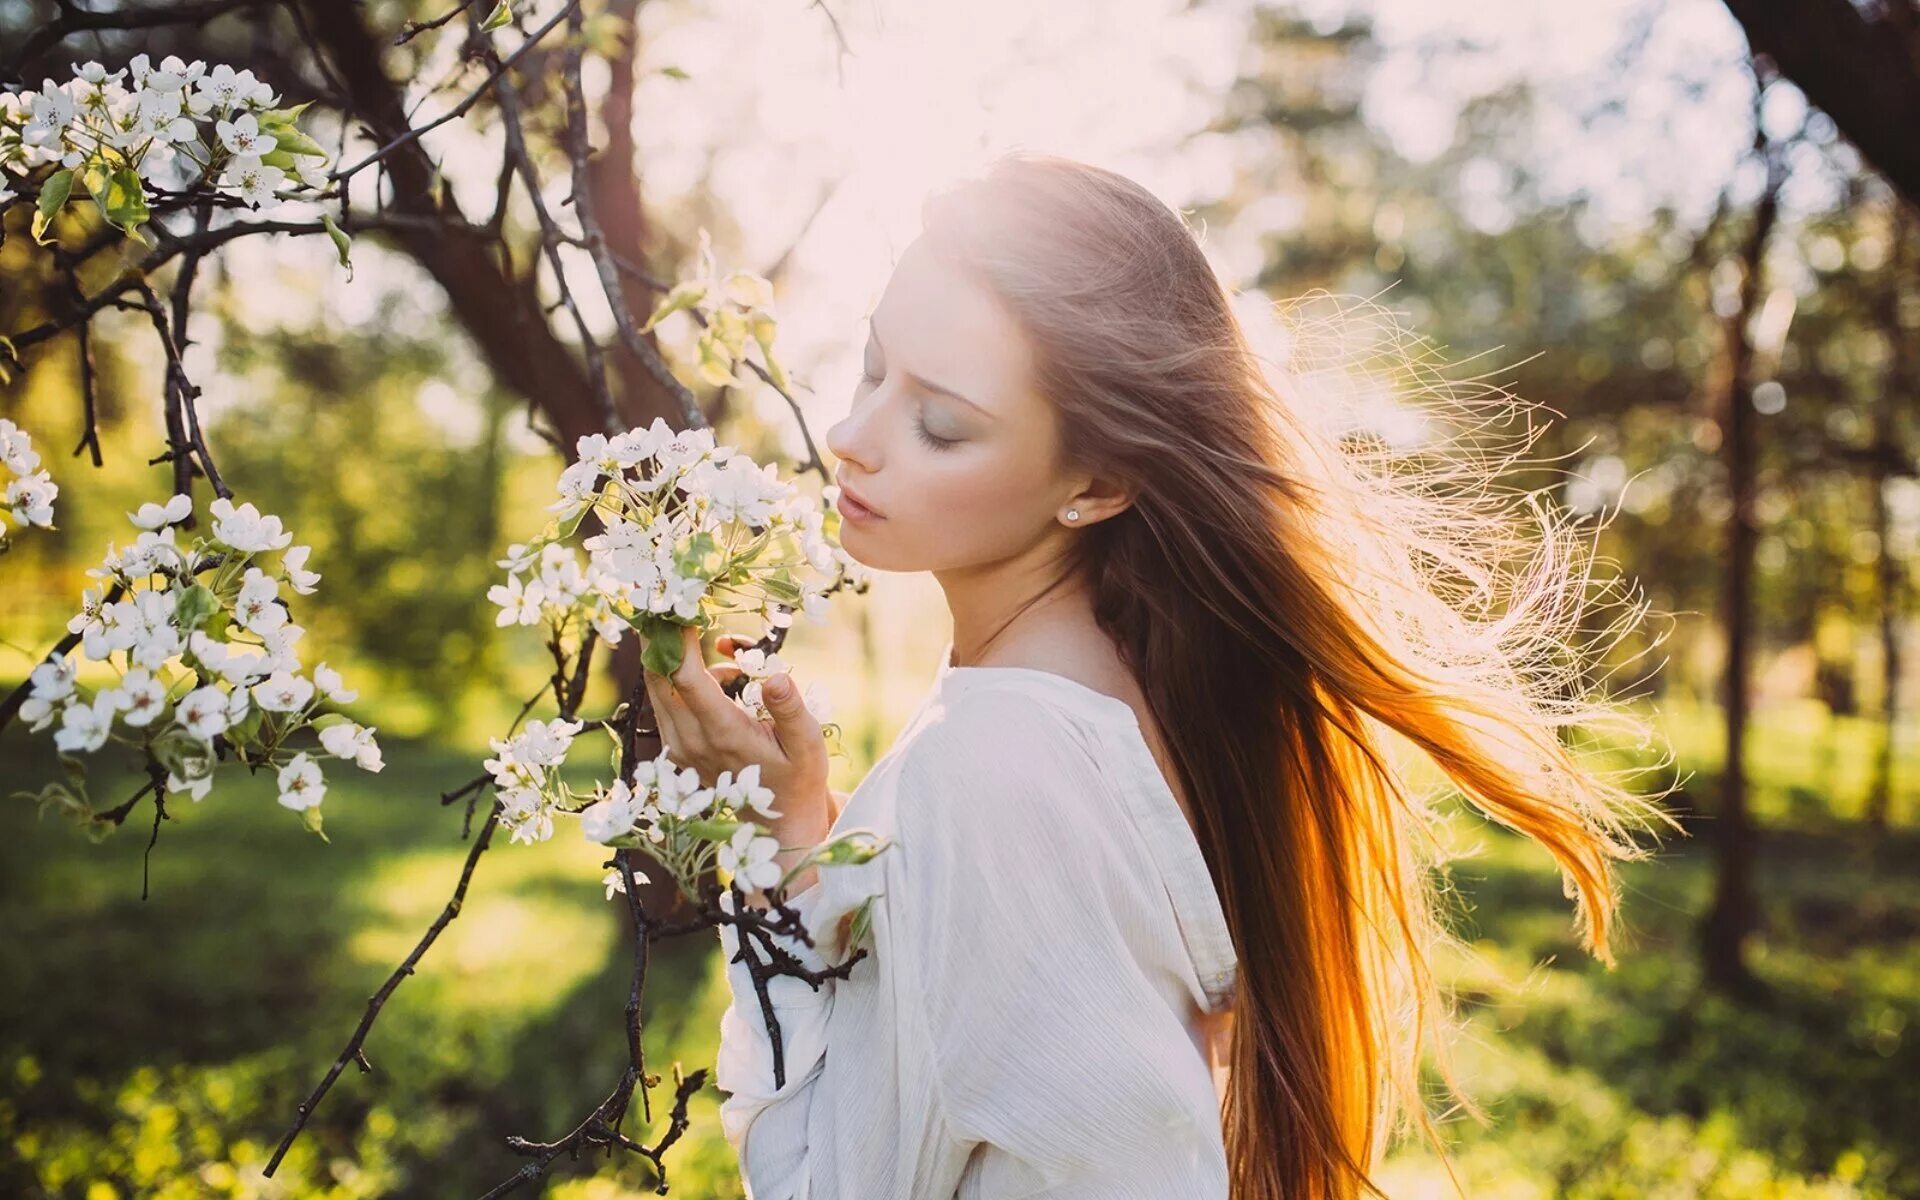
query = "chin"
xmin=833 ymin=521 xmax=927 ymax=573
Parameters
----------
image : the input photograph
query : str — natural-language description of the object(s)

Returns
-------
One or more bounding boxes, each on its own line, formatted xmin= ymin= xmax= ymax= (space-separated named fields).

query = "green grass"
xmin=0 ymin=734 xmax=747 ymax=1200
xmin=3 ymin=696 xmax=1917 ymax=1198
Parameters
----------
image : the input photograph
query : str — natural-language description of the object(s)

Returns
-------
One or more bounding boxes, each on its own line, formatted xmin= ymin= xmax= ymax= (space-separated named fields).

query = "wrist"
xmin=744 ymin=805 xmax=831 ymax=908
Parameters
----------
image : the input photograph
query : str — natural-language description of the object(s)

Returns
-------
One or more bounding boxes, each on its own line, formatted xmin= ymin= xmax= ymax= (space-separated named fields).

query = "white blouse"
xmin=713 ymin=643 xmax=1240 ymax=1199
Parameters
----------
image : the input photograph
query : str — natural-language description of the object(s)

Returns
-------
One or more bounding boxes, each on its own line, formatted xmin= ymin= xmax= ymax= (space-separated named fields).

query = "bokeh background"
xmin=2 ymin=0 xmax=1916 ymax=1196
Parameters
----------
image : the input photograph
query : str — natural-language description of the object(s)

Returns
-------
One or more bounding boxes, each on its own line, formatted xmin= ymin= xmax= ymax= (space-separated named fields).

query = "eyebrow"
xmin=868 ymin=313 xmax=997 ymax=421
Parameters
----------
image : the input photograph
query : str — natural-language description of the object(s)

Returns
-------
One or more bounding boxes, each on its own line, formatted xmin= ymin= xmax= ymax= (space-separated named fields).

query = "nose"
xmin=825 ymin=396 xmax=877 ymax=476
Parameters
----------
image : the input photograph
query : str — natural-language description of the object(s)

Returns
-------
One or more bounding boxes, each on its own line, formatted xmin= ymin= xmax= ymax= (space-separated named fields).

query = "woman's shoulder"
xmin=908 ymin=673 xmax=1112 ymax=766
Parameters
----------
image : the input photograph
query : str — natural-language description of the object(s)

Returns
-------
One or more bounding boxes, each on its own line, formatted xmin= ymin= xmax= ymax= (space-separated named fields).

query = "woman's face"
xmin=825 ymin=234 xmax=1075 ymax=572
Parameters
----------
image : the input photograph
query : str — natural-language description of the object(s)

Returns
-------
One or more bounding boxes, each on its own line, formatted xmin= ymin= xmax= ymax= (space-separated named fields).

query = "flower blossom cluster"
xmin=0 ymin=418 xmax=56 ymax=547
xmin=11 ymin=493 xmax=379 ymax=828
xmin=487 ymin=417 xmax=869 ymax=685
xmin=480 ymin=416 xmax=882 ymax=899
xmin=0 ymin=56 xmax=328 ymax=240
xmin=483 ymin=722 xmax=878 ymax=903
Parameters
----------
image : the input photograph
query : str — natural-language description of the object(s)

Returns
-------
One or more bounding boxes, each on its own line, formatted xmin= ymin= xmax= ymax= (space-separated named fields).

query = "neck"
xmin=935 ymin=552 xmax=1096 ymax=669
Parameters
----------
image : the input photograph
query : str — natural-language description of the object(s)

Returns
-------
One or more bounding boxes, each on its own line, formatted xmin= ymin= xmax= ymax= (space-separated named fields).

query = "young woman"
xmin=641 ymin=150 xmax=1678 ymax=1200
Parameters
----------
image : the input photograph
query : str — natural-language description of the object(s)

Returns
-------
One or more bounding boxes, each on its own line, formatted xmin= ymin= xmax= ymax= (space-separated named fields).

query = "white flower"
xmin=25 ymin=653 xmax=78 ymax=703
xmin=281 ymin=544 xmax=321 ymax=594
xmin=132 ymin=86 xmax=195 ymax=145
xmin=188 ymin=64 xmax=261 ymax=115
xmin=546 ymin=459 xmax=602 ymax=519
xmin=717 ymin=824 xmax=783 ymax=891
xmin=22 ymin=80 xmax=75 ymax=147
xmin=318 ymin=720 xmax=383 ymax=772
xmin=495 ymin=542 xmax=539 ymax=572
xmin=225 ymin=682 xmax=251 ymax=727
xmin=72 ymin=61 xmax=127 ymax=87
xmin=259 ymin=622 xmax=305 ymax=673
xmin=128 ymin=493 xmax=192 ymax=530
xmin=208 ymin=497 xmax=292 ymax=552
xmin=100 ymin=667 xmax=169 ymax=728
xmin=214 ymin=110 xmax=275 ymax=156
xmin=119 ymin=526 xmax=185 ymax=578
xmin=0 ymin=418 xmax=41 ymax=474
xmin=218 ymin=152 xmax=285 ymax=207
xmin=498 ymin=786 xmax=555 ymax=845
xmin=53 ymin=693 xmax=117 ymax=754
xmin=165 ymin=769 xmax=213 ymax=802
xmin=19 ymin=654 xmax=77 ymax=732
xmin=580 ymin=787 xmax=641 ymax=844
xmin=6 ymin=469 xmax=57 ymax=527
xmin=311 ymin=661 xmax=358 ymax=703
xmin=234 ymin=567 xmax=286 ymax=634
xmin=276 ymin=752 xmax=326 ymax=811
xmin=716 ymin=763 xmax=781 ymax=820
xmin=173 ymin=684 xmax=233 ymax=740
xmin=251 ymin=670 xmax=314 ymax=713
xmin=487 ymin=573 xmax=546 ymax=626
xmin=191 ymin=632 xmax=269 ymax=687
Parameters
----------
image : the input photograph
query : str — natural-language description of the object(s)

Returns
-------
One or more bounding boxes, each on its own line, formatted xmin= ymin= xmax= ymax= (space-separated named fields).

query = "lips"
xmin=837 ymin=478 xmax=885 ymax=518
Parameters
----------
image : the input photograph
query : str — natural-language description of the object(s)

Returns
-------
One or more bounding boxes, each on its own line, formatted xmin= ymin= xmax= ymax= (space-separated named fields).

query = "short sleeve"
xmin=893 ymin=690 xmax=1228 ymax=1198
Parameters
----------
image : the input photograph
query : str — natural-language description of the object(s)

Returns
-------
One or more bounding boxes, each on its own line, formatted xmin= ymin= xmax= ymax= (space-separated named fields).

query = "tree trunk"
xmin=1719 ymin=0 xmax=1920 ymax=209
xmin=1700 ymin=87 xmax=1785 ymax=1001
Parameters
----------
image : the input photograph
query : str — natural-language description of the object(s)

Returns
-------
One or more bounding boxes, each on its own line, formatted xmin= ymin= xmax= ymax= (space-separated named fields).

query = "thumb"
xmin=763 ymin=672 xmax=813 ymax=727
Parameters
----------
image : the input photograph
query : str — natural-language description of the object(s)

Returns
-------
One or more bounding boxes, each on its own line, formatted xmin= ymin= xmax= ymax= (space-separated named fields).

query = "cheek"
xmin=896 ymin=445 xmax=1051 ymax=551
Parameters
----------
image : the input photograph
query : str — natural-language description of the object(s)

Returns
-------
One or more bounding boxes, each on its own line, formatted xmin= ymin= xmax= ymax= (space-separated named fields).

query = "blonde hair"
xmin=920 ymin=150 xmax=1684 ymax=1200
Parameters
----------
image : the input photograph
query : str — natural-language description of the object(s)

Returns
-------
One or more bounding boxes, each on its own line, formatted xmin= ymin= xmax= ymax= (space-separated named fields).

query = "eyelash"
xmin=860 ymin=368 xmax=960 ymax=451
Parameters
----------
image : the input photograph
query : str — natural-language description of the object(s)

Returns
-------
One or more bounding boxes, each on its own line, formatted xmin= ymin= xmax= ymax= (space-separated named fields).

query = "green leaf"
xmin=151 ymin=727 xmax=216 ymax=782
xmin=481 ymin=0 xmax=513 ymax=31
xmin=321 ymin=211 xmax=353 ymax=279
xmin=172 ymin=583 xmax=218 ymax=632
xmin=659 ymin=65 xmax=690 ymax=80
xmin=302 ymin=805 xmax=329 ymax=841
xmin=846 ymin=895 xmax=876 ymax=952
xmin=641 ymin=625 xmax=686 ymax=677
xmin=641 ymin=279 xmax=707 ymax=333
xmin=694 ymin=330 xmax=738 ymax=388
xmin=31 ymin=167 xmax=73 ymax=246
xmin=308 ymin=712 xmax=353 ymax=733
xmin=89 ymin=166 xmax=149 ymax=237
xmin=260 ymin=100 xmax=316 ymax=125
xmin=760 ymin=573 xmax=803 ymax=605
xmin=682 ymin=817 xmax=742 ymax=842
xmin=674 ymin=531 xmax=719 ymax=579
xmin=200 ymin=609 xmax=232 ymax=643
xmin=269 ymin=124 xmax=327 ymax=159
xmin=750 ymin=310 xmax=789 ymax=392
xmin=228 ymin=705 xmax=266 ymax=747
xmin=14 ymin=781 xmax=89 ymax=824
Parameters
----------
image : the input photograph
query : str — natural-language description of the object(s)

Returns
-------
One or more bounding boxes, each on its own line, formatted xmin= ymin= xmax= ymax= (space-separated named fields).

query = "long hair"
xmin=918 ymin=150 xmax=1684 ymax=1200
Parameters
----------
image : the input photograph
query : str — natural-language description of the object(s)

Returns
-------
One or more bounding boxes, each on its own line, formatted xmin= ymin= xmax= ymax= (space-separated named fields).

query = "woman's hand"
xmin=641 ymin=626 xmax=834 ymax=892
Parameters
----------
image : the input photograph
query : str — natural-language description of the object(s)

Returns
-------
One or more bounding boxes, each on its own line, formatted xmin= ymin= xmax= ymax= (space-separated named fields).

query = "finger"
xmin=761 ymin=671 xmax=822 ymax=761
xmin=641 ymin=671 xmax=685 ymax=756
xmin=667 ymin=624 xmax=742 ymax=733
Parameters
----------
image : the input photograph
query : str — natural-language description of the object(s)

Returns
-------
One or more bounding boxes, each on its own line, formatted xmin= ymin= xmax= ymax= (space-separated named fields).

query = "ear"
xmin=1063 ymin=472 xmax=1133 ymax=525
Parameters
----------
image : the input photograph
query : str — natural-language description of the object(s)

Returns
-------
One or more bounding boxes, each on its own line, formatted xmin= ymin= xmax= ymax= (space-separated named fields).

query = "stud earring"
xmin=1065 ymin=508 xmax=1080 ymax=522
